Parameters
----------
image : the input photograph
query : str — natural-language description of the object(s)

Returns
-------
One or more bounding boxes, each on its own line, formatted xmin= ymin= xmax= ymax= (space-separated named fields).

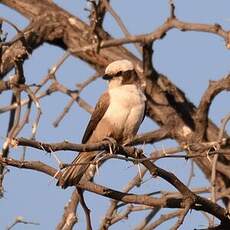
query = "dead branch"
xmin=0 ymin=150 xmax=229 ymax=226
xmin=6 ymin=216 xmax=39 ymax=230
xmin=56 ymin=189 xmax=78 ymax=230
xmin=133 ymin=207 xmax=160 ymax=230
xmin=77 ymin=188 xmax=92 ymax=230
xmin=53 ymin=72 xmax=101 ymax=127
xmin=143 ymin=210 xmax=182 ymax=230
xmin=195 ymin=75 xmax=230 ymax=141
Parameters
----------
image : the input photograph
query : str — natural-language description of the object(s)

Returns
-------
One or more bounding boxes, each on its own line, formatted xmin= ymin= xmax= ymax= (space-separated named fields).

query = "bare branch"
xmin=56 ymin=189 xmax=78 ymax=230
xmin=195 ymin=75 xmax=230 ymax=141
xmin=169 ymin=0 xmax=176 ymax=19
xmin=143 ymin=210 xmax=182 ymax=230
xmin=100 ymin=166 xmax=147 ymax=230
xmin=127 ymin=127 xmax=170 ymax=145
xmin=171 ymin=201 xmax=191 ymax=230
xmin=53 ymin=72 xmax=101 ymax=127
xmin=6 ymin=216 xmax=39 ymax=230
xmin=50 ymin=80 xmax=94 ymax=114
xmin=218 ymin=112 xmax=230 ymax=142
xmin=77 ymin=188 xmax=92 ymax=230
xmin=102 ymin=0 xmax=142 ymax=54
xmin=134 ymin=207 xmax=160 ymax=230
xmin=1 ymin=148 xmax=229 ymax=226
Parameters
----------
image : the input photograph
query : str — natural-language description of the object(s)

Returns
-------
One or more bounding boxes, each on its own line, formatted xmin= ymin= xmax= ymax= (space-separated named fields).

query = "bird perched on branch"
xmin=57 ymin=59 xmax=146 ymax=188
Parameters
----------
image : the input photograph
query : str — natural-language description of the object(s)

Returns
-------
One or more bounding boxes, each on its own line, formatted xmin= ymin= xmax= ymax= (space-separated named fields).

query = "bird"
xmin=57 ymin=59 xmax=146 ymax=188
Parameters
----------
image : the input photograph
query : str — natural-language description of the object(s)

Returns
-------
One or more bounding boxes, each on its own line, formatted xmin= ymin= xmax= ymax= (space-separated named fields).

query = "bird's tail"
xmin=56 ymin=152 xmax=96 ymax=189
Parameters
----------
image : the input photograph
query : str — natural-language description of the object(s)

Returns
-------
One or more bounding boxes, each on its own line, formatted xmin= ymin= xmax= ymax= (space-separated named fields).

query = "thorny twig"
xmin=1 ymin=153 xmax=229 ymax=227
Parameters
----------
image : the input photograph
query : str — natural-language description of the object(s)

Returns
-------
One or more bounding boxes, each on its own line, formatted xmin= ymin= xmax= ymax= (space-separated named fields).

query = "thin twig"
xmin=143 ymin=210 xmax=182 ymax=230
xmin=218 ymin=112 xmax=230 ymax=142
xmin=171 ymin=202 xmax=191 ymax=230
xmin=77 ymin=188 xmax=92 ymax=230
xmin=100 ymin=166 xmax=147 ymax=229
xmin=6 ymin=216 xmax=39 ymax=230
xmin=169 ymin=0 xmax=176 ymax=19
xmin=187 ymin=160 xmax=195 ymax=187
xmin=134 ymin=207 xmax=160 ymax=230
xmin=210 ymin=112 xmax=230 ymax=226
xmin=102 ymin=0 xmax=142 ymax=54
xmin=53 ymin=72 xmax=101 ymax=127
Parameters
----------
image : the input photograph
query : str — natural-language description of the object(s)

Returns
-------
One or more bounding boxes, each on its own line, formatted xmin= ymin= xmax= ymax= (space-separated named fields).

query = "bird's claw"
xmin=103 ymin=137 xmax=118 ymax=154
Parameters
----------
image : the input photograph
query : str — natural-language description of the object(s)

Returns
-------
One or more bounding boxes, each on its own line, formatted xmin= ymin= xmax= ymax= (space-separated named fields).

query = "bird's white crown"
xmin=105 ymin=59 xmax=134 ymax=75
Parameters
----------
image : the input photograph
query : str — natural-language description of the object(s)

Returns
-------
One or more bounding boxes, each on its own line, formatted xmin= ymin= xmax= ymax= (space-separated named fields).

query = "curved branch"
xmin=195 ymin=75 xmax=230 ymax=141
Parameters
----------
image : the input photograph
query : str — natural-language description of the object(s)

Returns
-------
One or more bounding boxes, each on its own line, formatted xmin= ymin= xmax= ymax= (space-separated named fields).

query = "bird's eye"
xmin=122 ymin=70 xmax=132 ymax=78
xmin=115 ymin=71 xmax=122 ymax=76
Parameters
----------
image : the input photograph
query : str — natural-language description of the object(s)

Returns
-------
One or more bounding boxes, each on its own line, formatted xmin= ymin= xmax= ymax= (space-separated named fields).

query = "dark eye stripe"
xmin=103 ymin=74 xmax=112 ymax=80
xmin=115 ymin=71 xmax=122 ymax=76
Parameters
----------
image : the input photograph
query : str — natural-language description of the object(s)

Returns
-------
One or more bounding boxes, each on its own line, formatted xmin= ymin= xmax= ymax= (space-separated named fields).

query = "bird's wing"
xmin=141 ymin=99 xmax=147 ymax=123
xmin=82 ymin=91 xmax=110 ymax=144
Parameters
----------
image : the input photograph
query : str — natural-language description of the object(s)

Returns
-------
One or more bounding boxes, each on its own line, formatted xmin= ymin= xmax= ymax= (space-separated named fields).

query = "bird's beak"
xmin=102 ymin=74 xmax=112 ymax=80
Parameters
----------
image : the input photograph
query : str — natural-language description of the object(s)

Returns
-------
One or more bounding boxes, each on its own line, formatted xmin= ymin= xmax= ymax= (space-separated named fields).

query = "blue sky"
xmin=0 ymin=0 xmax=230 ymax=229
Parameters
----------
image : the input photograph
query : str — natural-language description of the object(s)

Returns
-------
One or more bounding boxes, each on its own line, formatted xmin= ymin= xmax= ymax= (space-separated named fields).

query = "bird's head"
xmin=103 ymin=60 xmax=139 ymax=89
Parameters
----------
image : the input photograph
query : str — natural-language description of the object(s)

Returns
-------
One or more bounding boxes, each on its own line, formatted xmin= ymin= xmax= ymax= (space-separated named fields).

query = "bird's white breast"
xmin=104 ymin=85 xmax=146 ymax=141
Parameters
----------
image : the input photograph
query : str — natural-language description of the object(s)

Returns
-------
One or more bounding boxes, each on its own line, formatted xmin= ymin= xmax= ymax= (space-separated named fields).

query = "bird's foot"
xmin=122 ymin=137 xmax=134 ymax=147
xmin=103 ymin=137 xmax=118 ymax=155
